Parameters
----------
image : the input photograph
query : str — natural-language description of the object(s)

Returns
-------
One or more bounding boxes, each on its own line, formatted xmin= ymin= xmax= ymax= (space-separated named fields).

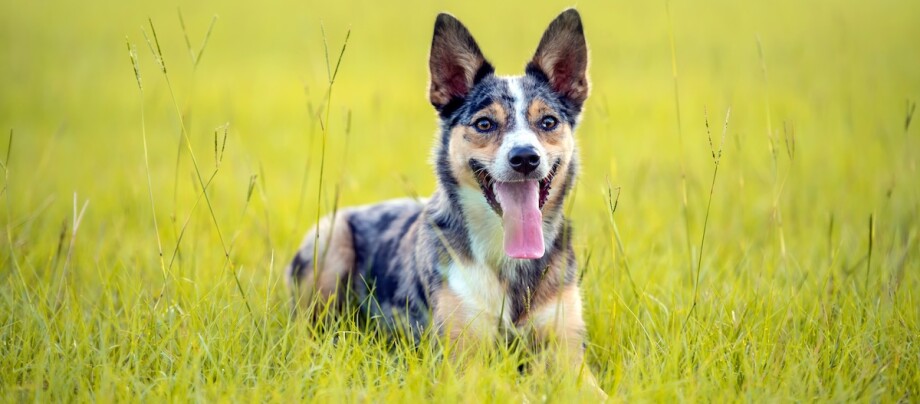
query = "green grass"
xmin=1 ymin=0 xmax=919 ymax=401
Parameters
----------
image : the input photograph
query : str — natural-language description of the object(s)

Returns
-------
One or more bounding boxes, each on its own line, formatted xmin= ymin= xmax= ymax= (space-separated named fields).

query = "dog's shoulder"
xmin=346 ymin=197 xmax=426 ymax=260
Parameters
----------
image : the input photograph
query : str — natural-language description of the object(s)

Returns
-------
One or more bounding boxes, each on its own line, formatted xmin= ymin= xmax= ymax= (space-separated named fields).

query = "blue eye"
xmin=540 ymin=116 xmax=558 ymax=131
xmin=473 ymin=117 xmax=495 ymax=133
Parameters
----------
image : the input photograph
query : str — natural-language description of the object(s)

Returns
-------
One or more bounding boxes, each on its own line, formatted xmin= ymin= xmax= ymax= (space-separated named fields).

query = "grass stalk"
xmin=1 ymin=130 xmax=33 ymax=306
xmin=126 ymin=37 xmax=168 ymax=289
xmin=604 ymin=179 xmax=639 ymax=300
xmin=53 ymin=193 xmax=89 ymax=309
xmin=166 ymin=170 xmax=219 ymax=271
xmin=864 ymin=214 xmax=874 ymax=292
xmin=171 ymin=10 xmax=218 ymax=255
xmin=178 ymin=9 xmax=218 ymax=69
xmin=142 ymin=19 xmax=258 ymax=331
xmin=758 ymin=37 xmax=793 ymax=265
xmin=310 ymin=25 xmax=351 ymax=294
xmin=665 ymin=0 xmax=696 ymax=287
xmin=165 ymin=125 xmax=226 ymax=272
xmin=685 ymin=107 xmax=730 ymax=326
xmin=904 ymin=100 xmax=917 ymax=192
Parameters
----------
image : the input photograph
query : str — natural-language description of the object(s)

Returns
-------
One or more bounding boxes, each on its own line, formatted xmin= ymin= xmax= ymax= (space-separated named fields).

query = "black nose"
xmin=509 ymin=146 xmax=540 ymax=174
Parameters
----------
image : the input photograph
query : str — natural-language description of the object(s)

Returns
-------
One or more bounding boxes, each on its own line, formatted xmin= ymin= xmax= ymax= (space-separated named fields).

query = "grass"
xmin=1 ymin=0 xmax=919 ymax=401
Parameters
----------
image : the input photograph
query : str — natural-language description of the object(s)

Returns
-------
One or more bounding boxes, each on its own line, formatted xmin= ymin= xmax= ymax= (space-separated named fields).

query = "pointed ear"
xmin=429 ymin=13 xmax=494 ymax=112
xmin=527 ymin=9 xmax=589 ymax=109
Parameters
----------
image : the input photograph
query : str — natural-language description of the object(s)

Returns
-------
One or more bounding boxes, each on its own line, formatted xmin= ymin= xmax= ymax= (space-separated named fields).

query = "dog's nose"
xmin=509 ymin=146 xmax=540 ymax=174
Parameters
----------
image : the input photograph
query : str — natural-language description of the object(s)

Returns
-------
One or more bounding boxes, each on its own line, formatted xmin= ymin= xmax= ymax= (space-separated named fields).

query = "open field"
xmin=1 ymin=0 xmax=918 ymax=401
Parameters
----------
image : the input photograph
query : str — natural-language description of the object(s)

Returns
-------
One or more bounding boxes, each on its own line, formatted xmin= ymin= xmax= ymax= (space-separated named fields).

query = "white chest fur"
xmin=446 ymin=187 xmax=566 ymax=337
xmin=444 ymin=261 xmax=512 ymax=336
xmin=457 ymin=188 xmax=506 ymax=264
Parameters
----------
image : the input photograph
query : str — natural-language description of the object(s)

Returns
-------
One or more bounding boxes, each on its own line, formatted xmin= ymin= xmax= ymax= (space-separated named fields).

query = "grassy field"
xmin=1 ymin=0 xmax=918 ymax=401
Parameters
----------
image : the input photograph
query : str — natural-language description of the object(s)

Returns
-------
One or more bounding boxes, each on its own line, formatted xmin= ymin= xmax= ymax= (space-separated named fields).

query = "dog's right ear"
xmin=527 ymin=9 xmax=589 ymax=111
xmin=429 ymin=13 xmax=494 ymax=113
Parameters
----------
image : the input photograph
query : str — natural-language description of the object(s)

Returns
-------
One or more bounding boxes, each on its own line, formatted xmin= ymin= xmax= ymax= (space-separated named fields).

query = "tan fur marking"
xmin=526 ymin=99 xmax=552 ymax=132
xmin=526 ymin=98 xmax=569 ymax=146
xmin=448 ymin=101 xmax=508 ymax=190
xmin=517 ymin=283 xmax=603 ymax=396
xmin=527 ymin=99 xmax=547 ymax=119
xmin=518 ymin=284 xmax=584 ymax=341
xmin=433 ymin=287 xmax=484 ymax=357
xmin=292 ymin=213 xmax=355 ymax=314
xmin=539 ymin=123 xmax=575 ymax=215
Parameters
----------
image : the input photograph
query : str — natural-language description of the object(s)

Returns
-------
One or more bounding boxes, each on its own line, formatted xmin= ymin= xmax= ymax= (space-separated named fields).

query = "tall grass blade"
xmin=311 ymin=27 xmax=351 ymax=294
xmin=686 ymin=107 xmax=730 ymax=326
xmin=143 ymin=18 xmax=259 ymax=336
xmin=665 ymin=0 xmax=695 ymax=286
xmin=604 ymin=178 xmax=638 ymax=300
xmin=127 ymin=37 xmax=168 ymax=289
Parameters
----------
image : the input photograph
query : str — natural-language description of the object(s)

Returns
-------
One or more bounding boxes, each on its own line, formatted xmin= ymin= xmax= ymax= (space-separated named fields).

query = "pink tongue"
xmin=494 ymin=181 xmax=544 ymax=259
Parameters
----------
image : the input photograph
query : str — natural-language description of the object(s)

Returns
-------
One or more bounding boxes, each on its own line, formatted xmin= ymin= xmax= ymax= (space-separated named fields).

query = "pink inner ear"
xmin=443 ymin=65 xmax=472 ymax=99
xmin=530 ymin=10 xmax=588 ymax=103
xmin=430 ymin=57 xmax=475 ymax=107
xmin=429 ymin=35 xmax=488 ymax=108
xmin=550 ymin=63 xmax=575 ymax=93
xmin=540 ymin=53 xmax=587 ymax=103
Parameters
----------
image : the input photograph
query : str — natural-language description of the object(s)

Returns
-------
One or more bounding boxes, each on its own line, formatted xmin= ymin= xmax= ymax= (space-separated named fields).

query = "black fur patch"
xmin=289 ymin=253 xmax=309 ymax=281
xmin=520 ymin=73 xmax=583 ymax=127
xmin=438 ymin=63 xmax=496 ymax=119
xmin=504 ymin=222 xmax=576 ymax=321
xmin=343 ymin=201 xmax=433 ymax=336
xmin=441 ymin=76 xmax=511 ymax=128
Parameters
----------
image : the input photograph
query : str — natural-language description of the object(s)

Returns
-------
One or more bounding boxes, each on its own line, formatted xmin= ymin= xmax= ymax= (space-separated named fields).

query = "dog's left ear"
xmin=527 ymin=9 xmax=589 ymax=109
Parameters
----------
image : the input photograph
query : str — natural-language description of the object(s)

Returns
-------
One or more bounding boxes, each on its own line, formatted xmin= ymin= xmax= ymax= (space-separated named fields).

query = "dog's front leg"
xmin=519 ymin=284 xmax=607 ymax=399
xmin=433 ymin=288 xmax=491 ymax=362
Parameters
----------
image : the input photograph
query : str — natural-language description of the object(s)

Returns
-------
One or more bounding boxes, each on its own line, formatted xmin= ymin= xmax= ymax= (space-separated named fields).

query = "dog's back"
xmin=286 ymin=198 xmax=438 ymax=334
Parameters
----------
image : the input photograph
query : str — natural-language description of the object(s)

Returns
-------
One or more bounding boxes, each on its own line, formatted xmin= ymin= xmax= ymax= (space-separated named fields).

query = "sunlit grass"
xmin=1 ymin=0 xmax=918 ymax=401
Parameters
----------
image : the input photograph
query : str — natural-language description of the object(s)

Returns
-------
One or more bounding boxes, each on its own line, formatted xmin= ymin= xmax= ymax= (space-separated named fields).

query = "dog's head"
xmin=429 ymin=9 xmax=589 ymax=261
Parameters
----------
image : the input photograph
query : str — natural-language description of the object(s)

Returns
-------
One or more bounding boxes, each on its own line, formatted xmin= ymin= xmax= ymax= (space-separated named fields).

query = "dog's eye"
xmin=539 ymin=116 xmax=558 ymax=131
xmin=473 ymin=118 xmax=495 ymax=133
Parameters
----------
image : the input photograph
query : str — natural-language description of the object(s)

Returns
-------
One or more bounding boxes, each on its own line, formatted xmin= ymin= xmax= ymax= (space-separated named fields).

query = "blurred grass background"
xmin=1 ymin=0 xmax=918 ymax=401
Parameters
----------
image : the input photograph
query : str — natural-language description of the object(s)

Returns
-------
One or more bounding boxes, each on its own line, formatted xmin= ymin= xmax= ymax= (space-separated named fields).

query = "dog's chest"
xmin=443 ymin=261 xmax=514 ymax=334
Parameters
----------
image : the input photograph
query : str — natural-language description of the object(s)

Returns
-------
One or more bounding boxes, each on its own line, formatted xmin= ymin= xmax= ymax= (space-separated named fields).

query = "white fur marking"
xmin=458 ymin=187 xmax=505 ymax=264
xmin=445 ymin=260 xmax=512 ymax=335
xmin=507 ymin=76 xmax=528 ymax=129
xmin=493 ymin=76 xmax=549 ymax=182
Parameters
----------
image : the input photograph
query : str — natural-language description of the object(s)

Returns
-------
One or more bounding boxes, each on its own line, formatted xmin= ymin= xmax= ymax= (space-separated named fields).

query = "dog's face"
xmin=429 ymin=10 xmax=589 ymax=260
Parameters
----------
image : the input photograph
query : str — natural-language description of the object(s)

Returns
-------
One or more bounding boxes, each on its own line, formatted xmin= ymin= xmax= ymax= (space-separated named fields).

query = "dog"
xmin=287 ymin=8 xmax=603 ymax=394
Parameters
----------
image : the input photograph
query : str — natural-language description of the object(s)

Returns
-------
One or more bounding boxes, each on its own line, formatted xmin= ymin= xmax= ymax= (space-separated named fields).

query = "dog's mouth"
xmin=469 ymin=159 xmax=560 ymax=259
xmin=470 ymin=159 xmax=560 ymax=216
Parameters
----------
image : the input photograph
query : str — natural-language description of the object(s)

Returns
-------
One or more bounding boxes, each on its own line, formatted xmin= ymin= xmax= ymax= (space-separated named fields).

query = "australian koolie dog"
xmin=287 ymin=9 xmax=603 ymax=393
